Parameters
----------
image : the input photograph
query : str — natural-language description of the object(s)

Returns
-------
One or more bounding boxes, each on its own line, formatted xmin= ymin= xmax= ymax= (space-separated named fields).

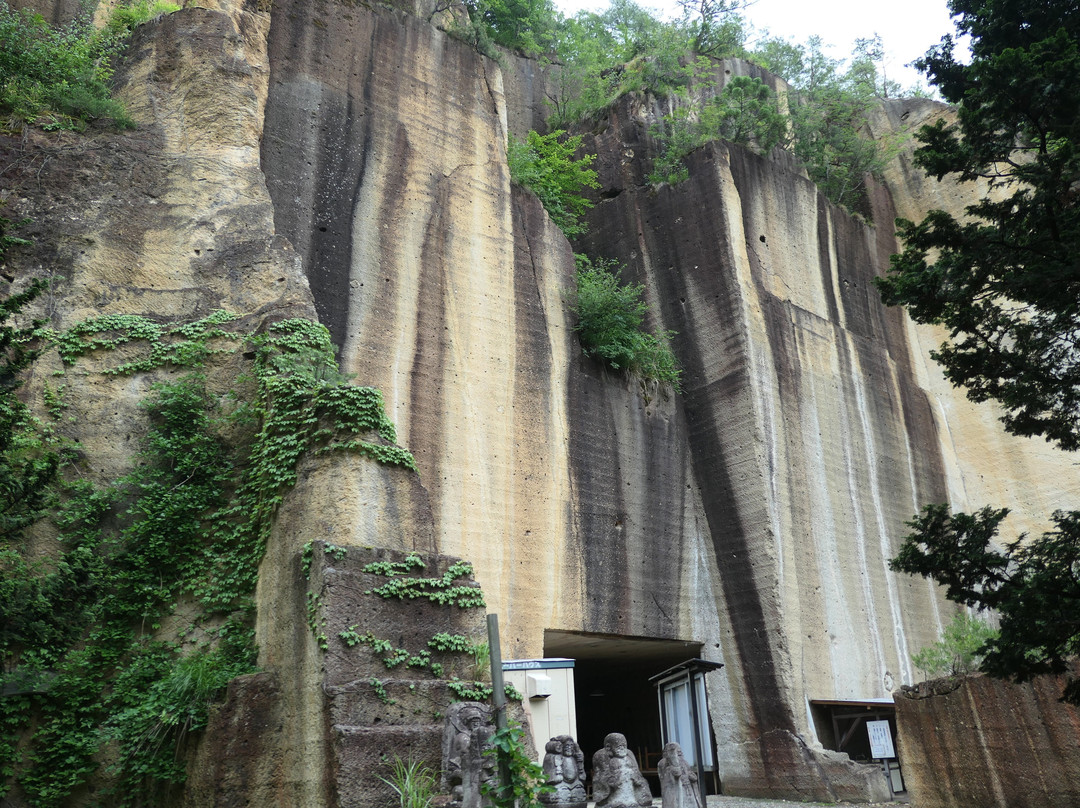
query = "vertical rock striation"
xmin=8 ymin=0 xmax=1080 ymax=799
xmin=894 ymin=671 xmax=1080 ymax=808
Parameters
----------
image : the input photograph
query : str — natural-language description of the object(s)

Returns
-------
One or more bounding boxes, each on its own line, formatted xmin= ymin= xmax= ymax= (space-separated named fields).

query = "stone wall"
xmin=895 ymin=671 xmax=1080 ymax=808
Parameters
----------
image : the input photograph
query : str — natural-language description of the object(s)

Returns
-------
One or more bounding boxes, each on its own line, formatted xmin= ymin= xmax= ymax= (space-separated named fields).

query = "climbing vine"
xmin=363 ymin=558 xmax=486 ymax=608
xmin=0 ymin=304 xmax=415 ymax=806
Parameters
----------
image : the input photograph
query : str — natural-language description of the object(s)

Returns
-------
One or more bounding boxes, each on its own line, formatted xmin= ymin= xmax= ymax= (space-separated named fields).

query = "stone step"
xmin=332 ymin=724 xmax=444 ymax=808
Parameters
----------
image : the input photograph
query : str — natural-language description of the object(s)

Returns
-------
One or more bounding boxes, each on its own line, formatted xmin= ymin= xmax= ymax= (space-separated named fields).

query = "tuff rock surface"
xmin=3 ymin=0 xmax=1079 ymax=803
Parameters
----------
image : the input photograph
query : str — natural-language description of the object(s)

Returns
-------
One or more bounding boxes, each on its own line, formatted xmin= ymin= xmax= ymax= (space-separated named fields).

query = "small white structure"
xmin=503 ymin=658 xmax=577 ymax=757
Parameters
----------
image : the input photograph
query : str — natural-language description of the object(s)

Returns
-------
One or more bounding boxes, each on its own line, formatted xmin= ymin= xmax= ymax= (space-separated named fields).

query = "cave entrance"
xmin=543 ymin=629 xmax=717 ymax=795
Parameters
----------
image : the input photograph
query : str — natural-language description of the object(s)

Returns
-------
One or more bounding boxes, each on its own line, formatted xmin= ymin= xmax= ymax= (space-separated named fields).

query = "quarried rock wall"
xmin=894 ymin=672 xmax=1080 ymax=808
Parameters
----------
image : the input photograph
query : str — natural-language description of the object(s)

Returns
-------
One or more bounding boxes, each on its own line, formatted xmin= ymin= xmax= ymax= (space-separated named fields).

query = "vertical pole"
xmin=687 ymin=670 xmax=708 ymax=799
xmin=882 ymin=759 xmax=896 ymax=800
xmin=487 ymin=613 xmax=508 ymax=732
xmin=487 ymin=613 xmax=510 ymax=799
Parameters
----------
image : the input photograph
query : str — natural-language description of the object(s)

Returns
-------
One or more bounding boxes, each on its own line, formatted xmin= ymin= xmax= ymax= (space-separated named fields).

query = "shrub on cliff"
xmin=648 ymin=75 xmax=787 ymax=185
xmin=0 ymin=2 xmax=178 ymax=131
xmin=911 ymin=612 xmax=998 ymax=680
xmin=570 ymin=255 xmax=681 ymax=389
xmin=507 ymin=129 xmax=599 ymax=237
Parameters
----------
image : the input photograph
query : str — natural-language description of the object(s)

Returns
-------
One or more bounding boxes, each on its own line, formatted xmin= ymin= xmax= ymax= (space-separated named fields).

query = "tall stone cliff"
xmin=3 ymin=0 xmax=1078 ymax=803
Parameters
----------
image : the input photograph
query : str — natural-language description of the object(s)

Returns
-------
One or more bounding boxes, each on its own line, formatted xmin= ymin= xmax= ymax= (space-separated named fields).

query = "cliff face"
xmin=242 ymin=0 xmax=1080 ymax=798
xmin=5 ymin=0 xmax=1080 ymax=803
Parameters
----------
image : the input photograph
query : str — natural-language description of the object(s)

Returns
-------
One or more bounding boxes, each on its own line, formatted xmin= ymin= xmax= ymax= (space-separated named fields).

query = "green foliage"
xmin=0 ymin=6 xmax=126 ymax=130
xmin=446 ymin=677 xmax=495 ymax=701
xmin=378 ymin=756 xmax=438 ymax=808
xmin=104 ymin=0 xmax=181 ymax=37
xmin=364 ymin=558 xmax=486 ymax=607
xmin=891 ymin=505 xmax=1080 ymax=703
xmin=369 ymin=677 xmax=394 ymax=704
xmin=875 ymin=0 xmax=1080 ymax=452
xmin=104 ymin=628 xmax=255 ymax=798
xmin=362 ymin=553 xmax=427 ymax=577
xmin=879 ymin=0 xmax=1080 ymax=707
xmin=481 ymin=722 xmax=553 ymax=808
xmin=675 ymin=0 xmax=745 ymax=57
xmin=0 ymin=215 xmax=31 ymax=260
xmin=337 ymin=629 xmax=486 ymax=679
xmin=649 ymin=75 xmax=786 ymax=184
xmin=0 ymin=280 xmax=59 ymax=544
xmin=545 ymin=0 xmax=747 ymax=125
xmin=911 ymin=611 xmax=998 ymax=680
xmin=0 ymin=308 xmax=415 ymax=803
xmin=49 ymin=309 xmax=237 ymax=374
xmin=507 ymin=130 xmax=599 ymax=237
xmin=465 ymin=0 xmax=560 ymax=55
xmin=570 ymin=255 xmax=681 ymax=389
xmin=753 ymin=35 xmax=893 ymax=211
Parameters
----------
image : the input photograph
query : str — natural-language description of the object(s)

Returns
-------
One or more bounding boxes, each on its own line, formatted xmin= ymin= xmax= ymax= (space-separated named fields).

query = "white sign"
xmin=867 ymin=720 xmax=895 ymax=759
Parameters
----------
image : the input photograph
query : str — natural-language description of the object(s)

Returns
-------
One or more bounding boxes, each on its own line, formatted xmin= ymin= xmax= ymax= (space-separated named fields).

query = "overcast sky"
xmin=552 ymin=0 xmax=961 ymax=91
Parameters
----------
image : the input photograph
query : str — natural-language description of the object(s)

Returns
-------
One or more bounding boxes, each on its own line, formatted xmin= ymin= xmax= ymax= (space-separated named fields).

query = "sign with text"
xmin=867 ymin=720 xmax=895 ymax=759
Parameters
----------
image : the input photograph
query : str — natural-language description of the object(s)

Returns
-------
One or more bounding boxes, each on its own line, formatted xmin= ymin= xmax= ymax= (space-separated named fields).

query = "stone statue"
xmin=442 ymin=702 xmax=496 ymax=807
xmin=539 ymin=734 xmax=587 ymax=808
xmin=591 ymin=732 xmax=652 ymax=807
xmin=658 ymin=741 xmax=702 ymax=808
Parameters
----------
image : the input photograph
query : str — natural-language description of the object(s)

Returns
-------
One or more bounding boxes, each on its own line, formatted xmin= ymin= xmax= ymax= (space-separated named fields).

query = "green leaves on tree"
xmin=876 ymin=0 xmax=1080 ymax=452
xmin=891 ymin=505 xmax=1080 ymax=703
xmin=911 ymin=612 xmax=998 ymax=680
xmin=878 ymin=0 xmax=1080 ymax=706
xmin=508 ymin=129 xmax=599 ymax=237
xmin=649 ymin=76 xmax=786 ymax=185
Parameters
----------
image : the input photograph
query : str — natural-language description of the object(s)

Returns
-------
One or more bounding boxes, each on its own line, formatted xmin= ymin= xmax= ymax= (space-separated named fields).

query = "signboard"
xmin=867 ymin=720 xmax=895 ymax=759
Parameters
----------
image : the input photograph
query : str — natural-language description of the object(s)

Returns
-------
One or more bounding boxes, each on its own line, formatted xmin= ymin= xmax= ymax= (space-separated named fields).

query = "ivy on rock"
xmin=0 ymin=303 xmax=415 ymax=806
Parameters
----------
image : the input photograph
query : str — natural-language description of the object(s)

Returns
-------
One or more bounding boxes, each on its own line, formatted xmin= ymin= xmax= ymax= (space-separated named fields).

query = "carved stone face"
xmin=562 ymin=739 xmax=575 ymax=756
xmin=463 ymin=711 xmax=483 ymax=730
xmin=604 ymin=733 xmax=628 ymax=757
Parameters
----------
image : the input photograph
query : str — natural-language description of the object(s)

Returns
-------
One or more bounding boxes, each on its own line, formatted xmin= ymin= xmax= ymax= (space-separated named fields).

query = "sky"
xmin=552 ymin=0 xmax=961 ymax=91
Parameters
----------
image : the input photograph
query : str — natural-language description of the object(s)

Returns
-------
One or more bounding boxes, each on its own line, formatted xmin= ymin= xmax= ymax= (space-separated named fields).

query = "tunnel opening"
xmin=543 ymin=629 xmax=719 ymax=795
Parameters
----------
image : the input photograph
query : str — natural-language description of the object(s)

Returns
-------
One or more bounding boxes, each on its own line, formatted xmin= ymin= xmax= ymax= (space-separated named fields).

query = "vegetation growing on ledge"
xmin=0 ymin=1 xmax=179 ymax=131
xmin=911 ymin=611 xmax=998 ymax=681
xmin=507 ymin=129 xmax=599 ymax=237
xmin=453 ymin=0 xmax=916 ymax=213
xmin=570 ymin=255 xmax=681 ymax=390
xmin=0 ymin=293 xmax=415 ymax=805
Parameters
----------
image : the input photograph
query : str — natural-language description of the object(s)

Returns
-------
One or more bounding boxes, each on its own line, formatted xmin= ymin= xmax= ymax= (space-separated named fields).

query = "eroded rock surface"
xmin=895 ymin=670 xmax=1080 ymax=808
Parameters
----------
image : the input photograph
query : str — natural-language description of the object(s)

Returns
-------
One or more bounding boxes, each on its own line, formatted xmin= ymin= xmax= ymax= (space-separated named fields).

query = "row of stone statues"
xmin=442 ymin=703 xmax=702 ymax=808
xmin=549 ymin=731 xmax=702 ymax=808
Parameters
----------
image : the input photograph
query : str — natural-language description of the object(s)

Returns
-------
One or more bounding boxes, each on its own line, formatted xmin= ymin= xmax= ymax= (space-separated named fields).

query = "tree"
xmin=892 ymin=506 xmax=1080 ymax=702
xmin=751 ymin=35 xmax=892 ymax=211
xmin=875 ymin=0 xmax=1080 ymax=451
xmin=911 ymin=611 xmax=998 ymax=680
xmin=877 ymin=0 xmax=1080 ymax=703
xmin=648 ymin=76 xmax=786 ymax=185
xmin=466 ymin=0 xmax=561 ymax=55
xmin=675 ymin=0 xmax=745 ymax=57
